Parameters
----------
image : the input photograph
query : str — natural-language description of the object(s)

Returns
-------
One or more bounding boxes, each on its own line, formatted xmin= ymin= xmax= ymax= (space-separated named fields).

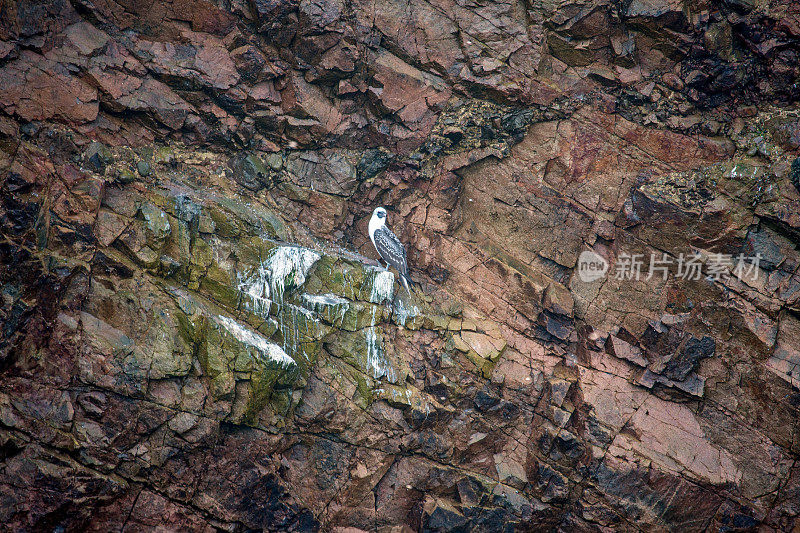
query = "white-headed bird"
xmin=368 ymin=207 xmax=412 ymax=295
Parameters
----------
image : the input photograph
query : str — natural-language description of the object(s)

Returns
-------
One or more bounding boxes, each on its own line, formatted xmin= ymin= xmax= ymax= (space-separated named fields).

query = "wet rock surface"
xmin=1 ymin=0 xmax=799 ymax=531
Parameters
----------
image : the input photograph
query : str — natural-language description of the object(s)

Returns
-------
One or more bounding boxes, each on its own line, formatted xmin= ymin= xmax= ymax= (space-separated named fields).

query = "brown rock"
xmin=2 ymin=1 xmax=800 ymax=531
xmin=0 ymin=52 xmax=98 ymax=123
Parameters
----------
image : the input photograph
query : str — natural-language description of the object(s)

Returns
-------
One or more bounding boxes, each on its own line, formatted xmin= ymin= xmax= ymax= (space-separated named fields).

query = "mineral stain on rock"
xmin=1 ymin=0 xmax=800 ymax=531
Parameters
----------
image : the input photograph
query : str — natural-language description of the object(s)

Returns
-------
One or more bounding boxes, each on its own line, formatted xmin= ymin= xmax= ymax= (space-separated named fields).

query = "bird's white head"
xmin=368 ymin=207 xmax=387 ymax=239
xmin=371 ymin=207 xmax=387 ymax=226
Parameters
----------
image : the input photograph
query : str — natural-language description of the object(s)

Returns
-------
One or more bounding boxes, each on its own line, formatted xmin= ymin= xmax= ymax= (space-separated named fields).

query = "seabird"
xmin=368 ymin=207 xmax=412 ymax=295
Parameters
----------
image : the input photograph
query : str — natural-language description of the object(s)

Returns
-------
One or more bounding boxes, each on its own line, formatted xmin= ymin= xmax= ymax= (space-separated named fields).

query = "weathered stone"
xmin=3 ymin=1 xmax=800 ymax=531
xmin=493 ymin=453 xmax=528 ymax=489
xmin=84 ymin=142 xmax=112 ymax=174
xmin=136 ymin=161 xmax=151 ymax=176
xmin=284 ymin=150 xmax=359 ymax=195
xmin=790 ymin=157 xmax=800 ymax=195
xmin=0 ymin=53 xmax=99 ymax=123
xmin=115 ymin=168 xmax=137 ymax=184
xmin=423 ymin=496 xmax=468 ymax=532
xmin=605 ymin=334 xmax=648 ymax=367
xmin=357 ymin=148 xmax=393 ymax=181
xmin=228 ymin=152 xmax=271 ymax=191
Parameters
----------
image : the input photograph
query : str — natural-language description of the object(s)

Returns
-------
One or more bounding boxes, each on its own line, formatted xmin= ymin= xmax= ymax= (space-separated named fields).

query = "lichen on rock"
xmin=2 ymin=0 xmax=800 ymax=531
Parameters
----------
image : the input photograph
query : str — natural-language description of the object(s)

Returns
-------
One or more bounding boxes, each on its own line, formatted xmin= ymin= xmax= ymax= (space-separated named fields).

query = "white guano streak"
xmin=369 ymin=268 xmax=395 ymax=304
xmin=393 ymin=297 xmax=419 ymax=327
xmin=364 ymin=305 xmax=397 ymax=382
xmin=216 ymin=315 xmax=295 ymax=367
xmin=238 ymin=246 xmax=322 ymax=314
xmin=302 ymin=293 xmax=350 ymax=328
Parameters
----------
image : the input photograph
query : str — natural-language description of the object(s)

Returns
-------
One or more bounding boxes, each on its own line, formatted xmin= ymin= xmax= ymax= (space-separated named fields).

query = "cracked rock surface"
xmin=1 ymin=0 xmax=799 ymax=531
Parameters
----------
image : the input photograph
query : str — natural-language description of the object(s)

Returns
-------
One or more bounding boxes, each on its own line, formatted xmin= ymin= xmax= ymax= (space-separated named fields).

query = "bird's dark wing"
xmin=374 ymin=226 xmax=408 ymax=276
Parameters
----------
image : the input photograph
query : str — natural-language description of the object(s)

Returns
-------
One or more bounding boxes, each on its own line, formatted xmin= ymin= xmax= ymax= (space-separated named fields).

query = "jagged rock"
xmin=0 ymin=53 xmax=99 ymax=124
xmin=605 ymin=334 xmax=648 ymax=367
xmin=284 ymin=150 xmax=359 ymax=195
xmin=422 ymin=496 xmax=469 ymax=532
xmin=790 ymin=157 xmax=800 ymax=195
xmin=228 ymin=152 xmax=271 ymax=191
xmin=493 ymin=453 xmax=528 ymax=489
xmin=625 ymin=0 xmax=687 ymax=26
xmin=661 ymin=335 xmax=715 ymax=381
xmin=357 ymin=148 xmax=393 ymax=181
xmin=2 ymin=0 xmax=800 ymax=531
xmin=768 ymin=314 xmax=800 ymax=389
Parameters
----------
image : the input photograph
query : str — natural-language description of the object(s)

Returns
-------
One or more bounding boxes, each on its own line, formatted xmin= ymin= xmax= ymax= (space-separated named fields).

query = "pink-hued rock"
xmin=0 ymin=52 xmax=98 ymax=123
xmin=1 ymin=0 xmax=799 ymax=531
xmin=134 ymin=31 xmax=240 ymax=90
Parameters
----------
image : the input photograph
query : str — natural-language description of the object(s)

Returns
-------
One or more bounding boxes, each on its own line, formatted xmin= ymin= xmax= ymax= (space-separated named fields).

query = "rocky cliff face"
xmin=1 ymin=0 xmax=800 ymax=531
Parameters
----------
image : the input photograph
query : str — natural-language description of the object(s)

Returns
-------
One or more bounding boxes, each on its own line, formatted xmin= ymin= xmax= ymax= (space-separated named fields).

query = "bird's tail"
xmin=400 ymin=273 xmax=414 ymax=298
